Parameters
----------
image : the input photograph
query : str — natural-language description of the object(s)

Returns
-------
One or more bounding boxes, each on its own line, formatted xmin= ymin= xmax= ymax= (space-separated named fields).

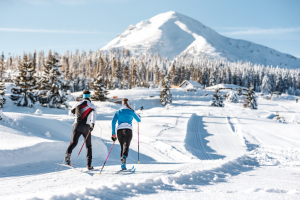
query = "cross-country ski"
xmin=54 ymin=163 xmax=97 ymax=174
xmin=115 ymin=166 xmax=136 ymax=174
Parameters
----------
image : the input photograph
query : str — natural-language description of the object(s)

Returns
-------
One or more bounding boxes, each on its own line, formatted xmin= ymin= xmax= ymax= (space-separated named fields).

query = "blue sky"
xmin=0 ymin=0 xmax=299 ymax=58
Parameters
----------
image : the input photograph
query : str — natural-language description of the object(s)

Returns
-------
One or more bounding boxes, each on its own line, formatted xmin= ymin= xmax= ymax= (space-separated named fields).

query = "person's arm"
xmin=132 ymin=111 xmax=141 ymax=122
xmin=111 ymin=112 xmax=118 ymax=135
xmin=68 ymin=102 xmax=79 ymax=116
xmin=91 ymin=105 xmax=97 ymax=124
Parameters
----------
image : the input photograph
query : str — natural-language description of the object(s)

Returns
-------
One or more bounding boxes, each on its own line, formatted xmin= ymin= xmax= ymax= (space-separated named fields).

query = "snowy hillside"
xmin=102 ymin=11 xmax=300 ymax=69
xmin=1 ymin=85 xmax=300 ymax=199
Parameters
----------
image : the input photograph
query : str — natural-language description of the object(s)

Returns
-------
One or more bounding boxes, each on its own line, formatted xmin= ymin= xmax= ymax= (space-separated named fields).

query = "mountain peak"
xmin=101 ymin=12 xmax=300 ymax=69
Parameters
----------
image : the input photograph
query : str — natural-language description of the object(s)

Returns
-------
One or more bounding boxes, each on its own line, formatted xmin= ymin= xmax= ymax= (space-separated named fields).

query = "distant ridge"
xmin=101 ymin=11 xmax=300 ymax=69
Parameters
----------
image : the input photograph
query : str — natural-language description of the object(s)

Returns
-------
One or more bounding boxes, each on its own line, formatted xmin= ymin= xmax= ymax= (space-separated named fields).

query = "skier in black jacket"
xmin=65 ymin=90 xmax=97 ymax=170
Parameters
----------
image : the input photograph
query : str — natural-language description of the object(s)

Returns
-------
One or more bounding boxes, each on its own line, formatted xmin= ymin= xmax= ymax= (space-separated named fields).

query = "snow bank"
xmin=47 ymin=155 xmax=258 ymax=200
xmin=206 ymin=84 xmax=247 ymax=91
xmin=0 ymin=112 xmax=107 ymax=166
xmin=271 ymin=94 xmax=298 ymax=101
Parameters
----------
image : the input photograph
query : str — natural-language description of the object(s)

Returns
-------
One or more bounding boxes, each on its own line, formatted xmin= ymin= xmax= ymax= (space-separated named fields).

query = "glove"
xmin=89 ymin=123 xmax=94 ymax=132
xmin=71 ymin=108 xmax=75 ymax=114
xmin=111 ymin=135 xmax=117 ymax=142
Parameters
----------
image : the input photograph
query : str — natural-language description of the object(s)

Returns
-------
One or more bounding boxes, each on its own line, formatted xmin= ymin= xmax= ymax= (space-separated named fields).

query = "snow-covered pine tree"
xmin=0 ymin=80 xmax=5 ymax=108
xmin=170 ymin=63 xmax=179 ymax=85
xmin=10 ymin=54 xmax=37 ymax=107
xmin=211 ymin=88 xmax=224 ymax=107
xmin=0 ymin=52 xmax=4 ymax=79
xmin=261 ymin=75 xmax=272 ymax=94
xmin=226 ymin=90 xmax=239 ymax=103
xmin=38 ymin=51 xmax=68 ymax=108
xmin=160 ymin=75 xmax=172 ymax=106
xmin=209 ymin=68 xmax=215 ymax=86
xmin=243 ymin=83 xmax=257 ymax=109
xmin=91 ymin=74 xmax=109 ymax=101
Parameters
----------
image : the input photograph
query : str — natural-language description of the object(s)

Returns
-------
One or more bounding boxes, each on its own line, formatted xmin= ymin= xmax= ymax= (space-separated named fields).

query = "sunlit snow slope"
xmin=102 ymin=11 xmax=300 ymax=69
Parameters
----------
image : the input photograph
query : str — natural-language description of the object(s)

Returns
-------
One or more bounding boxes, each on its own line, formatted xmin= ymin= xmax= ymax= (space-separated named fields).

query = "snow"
xmin=179 ymin=80 xmax=203 ymax=89
xmin=0 ymin=87 xmax=300 ymax=199
xmin=206 ymin=84 xmax=247 ymax=90
xmin=102 ymin=11 xmax=300 ymax=69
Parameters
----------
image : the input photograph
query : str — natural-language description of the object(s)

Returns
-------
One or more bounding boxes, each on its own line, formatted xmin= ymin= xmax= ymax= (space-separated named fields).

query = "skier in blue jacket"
xmin=111 ymin=98 xmax=141 ymax=170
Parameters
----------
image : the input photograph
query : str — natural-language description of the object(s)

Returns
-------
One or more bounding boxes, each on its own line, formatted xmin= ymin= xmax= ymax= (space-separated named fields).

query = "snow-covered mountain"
xmin=101 ymin=11 xmax=300 ymax=69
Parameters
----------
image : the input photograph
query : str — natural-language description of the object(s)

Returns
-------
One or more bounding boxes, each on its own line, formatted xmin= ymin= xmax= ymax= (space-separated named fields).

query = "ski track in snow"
xmin=0 ymin=89 xmax=300 ymax=199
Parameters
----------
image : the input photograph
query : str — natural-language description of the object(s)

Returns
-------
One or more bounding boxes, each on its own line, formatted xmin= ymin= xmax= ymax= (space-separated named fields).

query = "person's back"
xmin=65 ymin=90 xmax=97 ymax=170
xmin=113 ymin=109 xmax=140 ymax=130
xmin=111 ymin=98 xmax=141 ymax=170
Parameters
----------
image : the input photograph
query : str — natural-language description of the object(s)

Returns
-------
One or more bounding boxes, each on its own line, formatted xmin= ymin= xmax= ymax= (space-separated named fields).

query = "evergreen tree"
xmin=38 ymin=51 xmax=68 ymax=108
xmin=0 ymin=52 xmax=4 ymax=79
xmin=180 ymin=66 xmax=186 ymax=83
xmin=238 ymin=88 xmax=243 ymax=96
xmin=209 ymin=68 xmax=215 ymax=86
xmin=92 ymin=74 xmax=109 ymax=101
xmin=244 ymin=83 xmax=257 ymax=109
xmin=209 ymin=68 xmax=219 ymax=86
xmin=197 ymin=70 xmax=203 ymax=84
xmin=10 ymin=54 xmax=37 ymax=107
xmin=160 ymin=75 xmax=172 ymax=106
xmin=170 ymin=63 xmax=179 ymax=85
xmin=154 ymin=64 xmax=160 ymax=85
xmin=115 ymin=60 xmax=122 ymax=88
xmin=0 ymin=80 xmax=5 ymax=108
xmin=211 ymin=88 xmax=224 ymax=107
xmin=202 ymin=68 xmax=209 ymax=87
xmin=261 ymin=75 xmax=272 ymax=94
xmin=226 ymin=90 xmax=239 ymax=103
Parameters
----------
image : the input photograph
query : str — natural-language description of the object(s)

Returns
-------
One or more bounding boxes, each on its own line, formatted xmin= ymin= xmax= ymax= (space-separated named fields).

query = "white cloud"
xmin=217 ymin=27 xmax=300 ymax=36
xmin=0 ymin=27 xmax=113 ymax=34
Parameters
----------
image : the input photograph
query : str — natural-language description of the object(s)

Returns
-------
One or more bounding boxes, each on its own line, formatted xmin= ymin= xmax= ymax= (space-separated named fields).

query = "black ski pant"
xmin=66 ymin=123 xmax=92 ymax=165
xmin=117 ymin=129 xmax=132 ymax=158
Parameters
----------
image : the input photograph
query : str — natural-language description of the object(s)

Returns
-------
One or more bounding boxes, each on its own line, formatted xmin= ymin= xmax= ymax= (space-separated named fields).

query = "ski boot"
xmin=87 ymin=164 xmax=94 ymax=170
xmin=121 ymin=155 xmax=126 ymax=170
xmin=65 ymin=153 xmax=71 ymax=165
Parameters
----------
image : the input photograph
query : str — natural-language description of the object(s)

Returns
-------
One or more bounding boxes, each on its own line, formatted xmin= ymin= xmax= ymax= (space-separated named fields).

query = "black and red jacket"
xmin=69 ymin=99 xmax=97 ymax=125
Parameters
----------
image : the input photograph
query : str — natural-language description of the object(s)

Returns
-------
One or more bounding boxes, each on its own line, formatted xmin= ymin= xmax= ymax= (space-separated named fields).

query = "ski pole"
xmin=73 ymin=131 xmax=91 ymax=166
xmin=99 ymin=141 xmax=115 ymax=175
xmin=138 ymin=122 xmax=140 ymax=164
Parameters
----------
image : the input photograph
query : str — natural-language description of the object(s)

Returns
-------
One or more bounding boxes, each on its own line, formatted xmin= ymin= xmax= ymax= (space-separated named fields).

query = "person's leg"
xmin=66 ymin=123 xmax=81 ymax=154
xmin=122 ymin=129 xmax=133 ymax=158
xmin=81 ymin=124 xmax=92 ymax=168
xmin=117 ymin=129 xmax=124 ymax=157
xmin=65 ymin=123 xmax=81 ymax=165
xmin=117 ymin=129 xmax=128 ymax=169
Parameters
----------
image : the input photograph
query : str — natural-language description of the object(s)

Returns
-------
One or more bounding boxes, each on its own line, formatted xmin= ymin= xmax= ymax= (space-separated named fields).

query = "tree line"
xmin=0 ymin=48 xmax=299 ymax=108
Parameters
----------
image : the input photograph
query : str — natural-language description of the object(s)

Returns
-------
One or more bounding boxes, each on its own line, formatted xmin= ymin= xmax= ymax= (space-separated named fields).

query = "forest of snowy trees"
xmin=0 ymin=48 xmax=300 ymax=101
